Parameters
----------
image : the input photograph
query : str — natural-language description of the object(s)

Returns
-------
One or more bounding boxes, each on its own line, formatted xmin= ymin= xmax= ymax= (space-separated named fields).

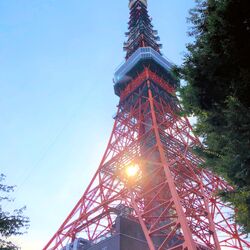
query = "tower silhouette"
xmin=44 ymin=1 xmax=250 ymax=249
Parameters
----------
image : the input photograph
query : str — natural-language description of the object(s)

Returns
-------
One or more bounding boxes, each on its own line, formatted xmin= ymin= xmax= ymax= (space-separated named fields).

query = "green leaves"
xmin=180 ymin=0 xmax=250 ymax=232
xmin=0 ymin=175 xmax=29 ymax=250
xmin=220 ymin=188 xmax=250 ymax=233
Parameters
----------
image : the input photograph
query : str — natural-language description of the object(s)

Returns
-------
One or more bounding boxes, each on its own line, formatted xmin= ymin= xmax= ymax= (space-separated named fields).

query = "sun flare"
xmin=125 ymin=164 xmax=140 ymax=178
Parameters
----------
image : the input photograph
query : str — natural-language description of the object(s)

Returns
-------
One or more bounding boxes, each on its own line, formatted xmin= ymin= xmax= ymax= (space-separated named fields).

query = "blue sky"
xmin=0 ymin=1 xmax=195 ymax=249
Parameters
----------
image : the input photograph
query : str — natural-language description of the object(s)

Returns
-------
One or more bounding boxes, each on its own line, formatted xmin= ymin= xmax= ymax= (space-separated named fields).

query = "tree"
xmin=179 ymin=0 xmax=250 ymax=232
xmin=0 ymin=174 xmax=29 ymax=250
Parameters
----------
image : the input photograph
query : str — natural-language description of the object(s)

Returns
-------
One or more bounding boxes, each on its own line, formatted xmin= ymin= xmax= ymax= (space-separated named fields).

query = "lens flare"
xmin=125 ymin=164 xmax=139 ymax=178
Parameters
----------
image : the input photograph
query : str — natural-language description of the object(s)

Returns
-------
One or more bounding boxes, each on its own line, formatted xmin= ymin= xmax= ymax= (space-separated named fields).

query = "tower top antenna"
xmin=129 ymin=0 xmax=147 ymax=9
xmin=125 ymin=0 xmax=160 ymax=59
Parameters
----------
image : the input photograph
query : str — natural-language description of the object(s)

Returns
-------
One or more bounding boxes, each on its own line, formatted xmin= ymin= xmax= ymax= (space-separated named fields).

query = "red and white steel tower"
xmin=44 ymin=1 xmax=250 ymax=249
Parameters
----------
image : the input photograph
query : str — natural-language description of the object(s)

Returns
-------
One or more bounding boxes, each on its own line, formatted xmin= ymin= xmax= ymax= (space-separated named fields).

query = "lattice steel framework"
xmin=44 ymin=1 xmax=250 ymax=249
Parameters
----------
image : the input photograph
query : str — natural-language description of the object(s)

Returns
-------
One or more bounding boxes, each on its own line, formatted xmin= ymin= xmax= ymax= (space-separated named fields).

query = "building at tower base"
xmin=61 ymin=216 xmax=148 ymax=250
xmin=61 ymin=216 xmax=212 ymax=250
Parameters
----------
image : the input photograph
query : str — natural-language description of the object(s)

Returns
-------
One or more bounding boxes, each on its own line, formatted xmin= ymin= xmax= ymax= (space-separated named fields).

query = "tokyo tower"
xmin=44 ymin=1 xmax=250 ymax=249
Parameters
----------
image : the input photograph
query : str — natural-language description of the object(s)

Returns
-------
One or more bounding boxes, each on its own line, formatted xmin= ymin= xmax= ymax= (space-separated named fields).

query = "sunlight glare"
xmin=125 ymin=164 xmax=139 ymax=178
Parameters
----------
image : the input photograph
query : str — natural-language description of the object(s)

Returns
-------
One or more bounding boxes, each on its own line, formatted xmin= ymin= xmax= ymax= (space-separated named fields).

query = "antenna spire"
xmin=125 ymin=0 xmax=162 ymax=59
xmin=129 ymin=0 xmax=147 ymax=9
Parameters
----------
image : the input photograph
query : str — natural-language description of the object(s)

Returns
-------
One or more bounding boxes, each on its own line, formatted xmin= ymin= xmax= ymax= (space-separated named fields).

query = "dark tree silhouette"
xmin=179 ymin=0 xmax=250 ymax=232
xmin=0 ymin=174 xmax=29 ymax=250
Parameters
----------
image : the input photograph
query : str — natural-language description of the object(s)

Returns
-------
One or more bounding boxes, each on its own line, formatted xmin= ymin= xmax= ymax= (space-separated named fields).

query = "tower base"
xmin=61 ymin=216 xmax=213 ymax=250
xmin=61 ymin=216 xmax=149 ymax=250
xmin=87 ymin=216 xmax=149 ymax=250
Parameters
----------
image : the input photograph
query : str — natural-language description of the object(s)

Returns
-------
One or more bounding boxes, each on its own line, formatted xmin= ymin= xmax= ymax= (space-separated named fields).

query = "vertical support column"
xmin=147 ymin=80 xmax=197 ymax=250
xmin=130 ymin=188 xmax=156 ymax=250
xmin=199 ymin=180 xmax=221 ymax=249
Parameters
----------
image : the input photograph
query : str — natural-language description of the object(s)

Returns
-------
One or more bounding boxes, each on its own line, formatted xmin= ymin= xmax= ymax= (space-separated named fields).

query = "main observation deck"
xmin=114 ymin=47 xmax=177 ymax=96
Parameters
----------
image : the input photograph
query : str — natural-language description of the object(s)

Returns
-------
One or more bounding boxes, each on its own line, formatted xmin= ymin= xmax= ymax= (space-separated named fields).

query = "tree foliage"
xmin=0 ymin=174 xmax=29 ymax=250
xmin=179 ymin=0 xmax=250 ymax=231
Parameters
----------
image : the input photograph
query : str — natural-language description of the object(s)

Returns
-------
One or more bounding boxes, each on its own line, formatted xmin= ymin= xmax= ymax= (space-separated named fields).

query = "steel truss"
xmin=44 ymin=69 xmax=250 ymax=250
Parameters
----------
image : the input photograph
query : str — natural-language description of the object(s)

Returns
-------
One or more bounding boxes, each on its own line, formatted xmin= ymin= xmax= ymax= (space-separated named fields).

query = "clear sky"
xmin=0 ymin=0 xmax=196 ymax=249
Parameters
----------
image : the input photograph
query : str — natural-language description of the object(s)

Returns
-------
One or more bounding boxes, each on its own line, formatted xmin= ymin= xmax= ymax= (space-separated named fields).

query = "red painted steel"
xmin=44 ymin=69 xmax=250 ymax=250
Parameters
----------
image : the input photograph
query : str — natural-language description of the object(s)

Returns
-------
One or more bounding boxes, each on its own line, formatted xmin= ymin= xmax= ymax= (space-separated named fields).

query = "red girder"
xmin=120 ymin=68 xmax=175 ymax=102
xmin=44 ymin=68 xmax=250 ymax=250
